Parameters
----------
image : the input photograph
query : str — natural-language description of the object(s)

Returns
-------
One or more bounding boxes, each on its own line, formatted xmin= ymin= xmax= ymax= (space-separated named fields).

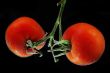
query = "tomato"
xmin=5 ymin=17 xmax=45 ymax=57
xmin=63 ymin=22 xmax=105 ymax=66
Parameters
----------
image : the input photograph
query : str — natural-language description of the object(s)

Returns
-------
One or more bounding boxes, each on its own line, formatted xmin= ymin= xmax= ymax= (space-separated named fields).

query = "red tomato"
xmin=5 ymin=17 xmax=45 ymax=57
xmin=63 ymin=23 xmax=105 ymax=66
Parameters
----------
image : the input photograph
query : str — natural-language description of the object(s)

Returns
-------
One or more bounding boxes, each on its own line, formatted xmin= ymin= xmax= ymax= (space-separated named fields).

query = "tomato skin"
xmin=63 ymin=23 xmax=105 ymax=66
xmin=5 ymin=17 xmax=45 ymax=57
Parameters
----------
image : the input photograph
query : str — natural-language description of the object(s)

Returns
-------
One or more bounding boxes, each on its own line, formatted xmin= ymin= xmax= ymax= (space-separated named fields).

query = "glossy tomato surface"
xmin=5 ymin=17 xmax=45 ymax=57
xmin=63 ymin=23 xmax=105 ymax=66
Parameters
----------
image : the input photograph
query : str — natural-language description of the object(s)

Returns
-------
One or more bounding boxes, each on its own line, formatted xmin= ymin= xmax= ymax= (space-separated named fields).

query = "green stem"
xmin=58 ymin=0 xmax=66 ymax=41
xmin=54 ymin=53 xmax=66 ymax=57
xmin=48 ymin=48 xmax=70 ymax=52
xmin=59 ymin=22 xmax=62 ymax=41
xmin=31 ymin=0 xmax=67 ymax=47
xmin=26 ymin=0 xmax=69 ymax=62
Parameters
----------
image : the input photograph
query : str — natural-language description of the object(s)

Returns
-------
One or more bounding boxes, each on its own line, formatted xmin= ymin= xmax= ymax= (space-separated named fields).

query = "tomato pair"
xmin=5 ymin=16 xmax=105 ymax=66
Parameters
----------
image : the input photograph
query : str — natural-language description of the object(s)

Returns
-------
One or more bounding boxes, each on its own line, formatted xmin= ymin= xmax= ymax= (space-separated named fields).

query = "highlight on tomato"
xmin=63 ymin=22 xmax=105 ymax=66
xmin=5 ymin=16 xmax=46 ymax=58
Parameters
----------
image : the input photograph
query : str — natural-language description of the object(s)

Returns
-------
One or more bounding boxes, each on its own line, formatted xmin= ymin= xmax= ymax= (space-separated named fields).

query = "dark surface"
xmin=0 ymin=0 xmax=110 ymax=72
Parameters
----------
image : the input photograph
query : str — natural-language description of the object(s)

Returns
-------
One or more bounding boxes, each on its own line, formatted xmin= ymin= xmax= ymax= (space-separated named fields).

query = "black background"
xmin=0 ymin=0 xmax=110 ymax=72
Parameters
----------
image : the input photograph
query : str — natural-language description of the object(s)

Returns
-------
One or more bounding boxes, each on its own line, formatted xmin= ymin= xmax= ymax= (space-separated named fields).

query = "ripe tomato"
xmin=5 ymin=17 xmax=45 ymax=57
xmin=63 ymin=22 xmax=105 ymax=66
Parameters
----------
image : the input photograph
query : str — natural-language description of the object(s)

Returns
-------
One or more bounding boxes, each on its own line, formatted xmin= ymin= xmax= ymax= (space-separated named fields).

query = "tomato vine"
xmin=26 ymin=0 xmax=71 ymax=62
